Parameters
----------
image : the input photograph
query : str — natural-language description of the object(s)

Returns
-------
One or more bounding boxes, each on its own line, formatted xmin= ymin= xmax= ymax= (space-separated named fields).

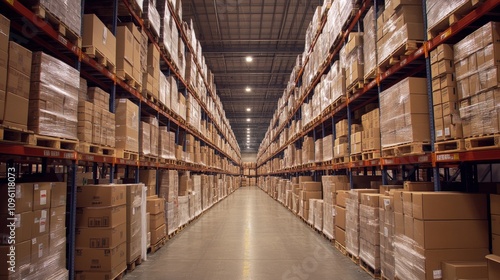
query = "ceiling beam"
xmin=202 ymin=47 xmax=303 ymax=54
xmin=214 ymin=72 xmax=291 ymax=76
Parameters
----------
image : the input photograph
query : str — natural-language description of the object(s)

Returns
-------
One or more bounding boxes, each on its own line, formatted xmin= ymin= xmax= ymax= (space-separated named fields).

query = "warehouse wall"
xmin=242 ymin=153 xmax=257 ymax=162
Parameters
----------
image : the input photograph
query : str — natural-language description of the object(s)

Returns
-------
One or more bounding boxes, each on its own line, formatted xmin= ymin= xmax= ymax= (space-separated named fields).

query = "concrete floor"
xmin=124 ymin=186 xmax=373 ymax=280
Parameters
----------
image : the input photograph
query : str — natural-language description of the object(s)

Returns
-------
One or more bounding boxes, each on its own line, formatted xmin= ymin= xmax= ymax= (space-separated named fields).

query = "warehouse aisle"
xmin=124 ymin=187 xmax=372 ymax=280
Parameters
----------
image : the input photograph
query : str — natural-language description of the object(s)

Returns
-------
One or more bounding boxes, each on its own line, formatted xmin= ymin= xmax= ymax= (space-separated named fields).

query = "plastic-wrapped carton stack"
xmin=314 ymin=200 xmax=324 ymax=231
xmin=140 ymin=116 xmax=159 ymax=158
xmin=143 ymin=43 xmax=160 ymax=100
xmin=335 ymin=190 xmax=349 ymax=247
xmin=308 ymin=199 xmax=318 ymax=225
xmin=292 ymin=183 xmax=300 ymax=214
xmin=322 ymin=175 xmax=349 ymax=240
xmin=361 ymin=108 xmax=381 ymax=157
xmin=299 ymin=181 xmax=322 ymax=220
xmin=201 ymin=175 xmax=210 ymax=211
xmin=30 ymin=51 xmax=79 ymax=139
xmin=75 ymin=185 xmax=127 ymax=280
xmin=159 ymin=127 xmax=176 ymax=160
xmin=426 ymin=0 xmax=481 ymax=38
xmin=363 ymin=7 xmax=377 ymax=81
xmin=322 ymin=134 xmax=334 ymax=161
xmin=379 ymin=193 xmax=395 ymax=280
xmin=359 ymin=193 xmax=382 ymax=272
xmin=158 ymin=170 xmax=179 ymax=235
xmin=350 ymin=123 xmax=363 ymax=156
xmin=455 ymin=22 xmax=500 ymax=138
xmin=139 ymin=169 xmax=156 ymax=198
xmin=345 ymin=189 xmax=378 ymax=258
xmin=379 ymin=77 xmax=430 ymax=149
xmin=341 ymin=32 xmax=364 ymax=91
xmin=178 ymin=195 xmax=189 ymax=226
xmin=78 ymin=87 xmax=115 ymax=147
xmin=334 ymin=120 xmax=349 ymax=158
xmin=430 ymin=44 xmax=461 ymax=141
xmin=156 ymin=0 xmax=172 ymax=54
xmin=126 ymin=184 xmax=146 ymax=264
xmin=142 ymin=0 xmax=161 ymax=37
xmin=193 ymin=175 xmax=202 ymax=217
xmin=35 ymin=0 xmax=81 ymax=36
xmin=302 ymin=136 xmax=315 ymax=164
xmin=159 ymin=73 xmax=170 ymax=108
xmin=147 ymin=196 xmax=166 ymax=246
xmin=115 ymin=99 xmax=139 ymax=153
xmin=122 ymin=23 xmax=143 ymax=88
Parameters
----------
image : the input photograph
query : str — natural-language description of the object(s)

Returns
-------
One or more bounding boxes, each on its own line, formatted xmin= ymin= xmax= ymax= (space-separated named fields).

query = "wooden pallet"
xmin=116 ymin=69 xmax=142 ymax=92
xmin=82 ymin=46 xmax=116 ymax=73
xmin=435 ymin=139 xmax=466 ymax=153
xmin=350 ymin=153 xmax=363 ymax=162
xmin=148 ymin=237 xmax=166 ymax=254
xmin=465 ymin=134 xmax=500 ymax=151
xmin=0 ymin=126 xmax=35 ymax=145
xmin=427 ymin=0 xmax=483 ymax=39
xmin=378 ymin=40 xmax=423 ymax=71
xmin=362 ymin=150 xmax=381 ymax=160
xmin=158 ymin=158 xmax=176 ymax=164
xmin=334 ymin=241 xmax=347 ymax=255
xmin=360 ymin=258 xmax=381 ymax=279
xmin=78 ymin=142 xmax=116 ymax=156
xmin=382 ymin=142 xmax=432 ymax=157
xmin=127 ymin=255 xmax=142 ymax=272
xmin=347 ymin=80 xmax=365 ymax=97
xmin=364 ymin=68 xmax=377 ymax=84
xmin=32 ymin=4 xmax=82 ymax=48
xmin=346 ymin=251 xmax=360 ymax=265
xmin=116 ymin=149 xmax=139 ymax=160
xmin=113 ymin=268 xmax=127 ymax=280
xmin=140 ymin=154 xmax=158 ymax=162
xmin=334 ymin=156 xmax=350 ymax=164
xmin=32 ymin=134 xmax=78 ymax=150
xmin=322 ymin=232 xmax=334 ymax=242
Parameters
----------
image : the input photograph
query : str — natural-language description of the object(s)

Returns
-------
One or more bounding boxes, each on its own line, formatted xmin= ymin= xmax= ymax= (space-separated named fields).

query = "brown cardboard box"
xmin=393 ymin=190 xmax=404 ymax=214
xmin=0 ymin=211 xmax=32 ymax=244
xmin=147 ymin=197 xmax=165 ymax=215
xmin=404 ymin=215 xmax=414 ymax=239
xmin=442 ymin=261 xmax=487 ymax=280
xmin=493 ymin=234 xmax=500 ymax=255
xmin=76 ymin=223 xmax=126 ymax=249
xmin=403 ymin=192 xmax=413 ymax=217
xmin=335 ymin=226 xmax=346 ymax=246
xmin=492 ymin=194 xmax=500 ymax=215
xmin=301 ymin=182 xmax=322 ymax=191
xmin=432 ymin=90 xmax=442 ymax=105
xmin=50 ymin=182 xmax=67 ymax=208
xmin=412 ymin=192 xmax=487 ymax=220
xmin=0 ymin=240 xmax=30 ymax=276
xmin=395 ymin=212 xmax=405 ymax=235
xmin=50 ymin=206 xmax=66 ymax=233
xmin=75 ymin=262 xmax=127 ymax=280
xmin=76 ymin=184 xmax=126 ymax=207
xmin=441 ymin=87 xmax=457 ymax=103
xmin=139 ymin=170 xmax=157 ymax=186
xmin=0 ymin=89 xmax=4 ymax=121
xmin=486 ymin=254 xmax=500 ymax=280
xmin=115 ymin=99 xmax=139 ymax=153
xmin=116 ymin=26 xmax=134 ymax=72
xmin=0 ymin=183 xmax=33 ymax=213
xmin=492 ymin=214 xmax=500 ymax=235
xmin=335 ymin=206 xmax=346 ymax=230
xmin=336 ymin=191 xmax=349 ymax=208
xmin=6 ymin=68 xmax=30 ymax=99
xmin=300 ymin=191 xmax=322 ymax=201
xmin=0 ymin=15 xmax=9 ymax=54
xmin=76 ymin=205 xmax=126 ymax=228
xmin=75 ymin=242 xmax=126 ymax=271
xmin=49 ymin=227 xmax=66 ymax=254
xmin=361 ymin=193 xmax=380 ymax=208
xmin=82 ymin=14 xmax=116 ymax=66
xmin=30 ymin=234 xmax=50 ymax=263
xmin=151 ymin=223 xmax=166 ymax=244
xmin=8 ymin=42 xmax=32 ymax=76
xmin=150 ymin=212 xmax=165 ymax=231
xmin=33 ymin=182 xmax=52 ymax=211
xmin=403 ymin=181 xmax=434 ymax=192
xmin=3 ymin=92 xmax=28 ymax=130
xmin=32 ymin=209 xmax=50 ymax=237
xmin=413 ymin=219 xmax=488 ymax=249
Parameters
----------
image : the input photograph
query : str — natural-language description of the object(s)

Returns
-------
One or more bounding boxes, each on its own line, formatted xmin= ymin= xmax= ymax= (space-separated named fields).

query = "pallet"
xmin=435 ymin=139 xmax=466 ymax=153
xmin=333 ymin=156 xmax=350 ymax=164
xmin=143 ymin=19 xmax=159 ymax=42
xmin=78 ymin=142 xmax=116 ymax=156
xmin=346 ymin=80 xmax=365 ymax=97
xmin=335 ymin=241 xmax=347 ymax=255
xmin=378 ymin=40 xmax=423 ymax=71
xmin=127 ymin=255 xmax=142 ymax=272
xmin=364 ymin=68 xmax=377 ymax=84
xmin=113 ymin=268 xmax=127 ymax=280
xmin=82 ymin=46 xmax=116 ymax=74
xmin=382 ymin=142 xmax=432 ymax=157
xmin=32 ymin=134 xmax=78 ymax=150
xmin=362 ymin=150 xmax=381 ymax=160
xmin=427 ymin=0 xmax=483 ymax=39
xmin=465 ymin=134 xmax=500 ymax=151
xmin=0 ymin=126 xmax=35 ymax=145
xmin=148 ymin=237 xmax=166 ymax=254
xmin=158 ymin=158 xmax=176 ymax=164
xmin=140 ymin=154 xmax=158 ymax=162
xmin=116 ymin=69 xmax=142 ymax=92
xmin=346 ymin=251 xmax=360 ymax=265
xmin=360 ymin=259 xmax=381 ymax=279
xmin=32 ymin=4 xmax=82 ymax=48
xmin=116 ymin=149 xmax=139 ymax=160
xmin=322 ymin=232 xmax=334 ymax=242
xmin=350 ymin=153 xmax=363 ymax=162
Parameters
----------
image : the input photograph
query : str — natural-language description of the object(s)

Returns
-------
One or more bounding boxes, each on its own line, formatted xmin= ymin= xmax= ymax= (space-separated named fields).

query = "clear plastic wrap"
xmin=29 ymin=52 xmax=79 ymax=140
xmin=126 ymin=183 xmax=146 ymax=263
xmin=394 ymin=235 xmax=425 ymax=280
xmin=323 ymin=202 xmax=335 ymax=239
xmin=115 ymin=98 xmax=139 ymax=152
xmin=378 ymin=21 xmax=424 ymax=65
xmin=340 ymin=32 xmax=364 ymax=88
xmin=24 ymin=251 xmax=68 ymax=280
xmin=345 ymin=197 xmax=360 ymax=257
xmin=143 ymin=0 xmax=161 ymax=36
xmin=308 ymin=199 xmax=316 ymax=225
xmin=39 ymin=0 xmax=81 ymax=35
xmin=314 ymin=200 xmax=324 ymax=231
xmin=140 ymin=121 xmax=151 ymax=155
xmin=379 ymin=77 xmax=430 ymax=147
xmin=359 ymin=204 xmax=381 ymax=269
xmin=178 ymin=195 xmax=189 ymax=226
xmin=166 ymin=201 xmax=179 ymax=235
xmin=363 ymin=7 xmax=376 ymax=79
xmin=157 ymin=0 xmax=172 ymax=48
xmin=427 ymin=0 xmax=473 ymax=31
xmin=159 ymin=73 xmax=170 ymax=108
xmin=459 ymin=88 xmax=500 ymax=137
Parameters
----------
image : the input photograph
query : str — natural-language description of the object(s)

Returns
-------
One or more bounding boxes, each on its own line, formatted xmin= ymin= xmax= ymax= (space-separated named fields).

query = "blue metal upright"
xmin=67 ymin=161 xmax=77 ymax=280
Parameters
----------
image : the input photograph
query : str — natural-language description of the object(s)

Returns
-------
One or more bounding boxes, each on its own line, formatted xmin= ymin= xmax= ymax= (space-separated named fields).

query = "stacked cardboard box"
xmin=345 ymin=189 xmax=378 ymax=258
xmin=33 ymin=0 xmax=81 ymax=35
xmin=322 ymin=176 xmax=349 ymax=240
xmin=115 ymin=99 xmax=139 ymax=153
xmin=455 ymin=22 xmax=500 ymax=137
xmin=379 ymin=192 xmax=396 ymax=280
xmin=430 ymin=44 xmax=462 ymax=141
xmin=322 ymin=134 xmax=333 ymax=161
xmin=299 ymin=181 xmax=322 ymax=220
xmin=361 ymin=108 xmax=381 ymax=155
xmin=139 ymin=169 xmax=157 ymax=197
xmin=426 ymin=0 xmax=479 ymax=36
xmin=147 ymin=196 xmax=166 ymax=246
xmin=4 ymin=41 xmax=30 ymax=130
xmin=314 ymin=138 xmax=323 ymax=163
xmin=377 ymin=1 xmax=424 ymax=67
xmin=75 ymin=184 xmax=127 ymax=279
xmin=142 ymin=0 xmax=161 ymax=37
xmin=187 ymin=94 xmax=201 ymax=133
xmin=82 ymin=14 xmax=116 ymax=70
xmin=302 ymin=136 xmax=315 ymax=164
xmin=359 ymin=193 xmax=382 ymax=271
xmin=394 ymin=192 xmax=489 ymax=280
xmin=143 ymin=44 xmax=160 ymax=99
xmin=350 ymin=124 xmax=363 ymax=155
xmin=122 ymin=23 xmax=143 ymax=88
xmin=308 ymin=199 xmax=317 ymax=225
xmin=82 ymin=87 xmax=115 ymax=147
xmin=140 ymin=116 xmax=159 ymax=157
xmin=178 ymin=196 xmax=189 ymax=226
xmin=159 ymin=127 xmax=176 ymax=160
xmin=30 ymin=51 xmax=79 ymax=139
xmin=335 ymin=190 xmax=349 ymax=247
xmin=158 ymin=170 xmax=179 ymax=235
xmin=487 ymin=195 xmax=500 ymax=279
xmin=334 ymin=120 xmax=349 ymax=158
xmin=363 ymin=7 xmax=376 ymax=80
xmin=159 ymin=73 xmax=170 ymax=109
xmin=0 ymin=15 xmax=8 ymax=121
xmin=116 ymin=25 xmax=135 ymax=83
xmin=193 ymin=175 xmax=202 ymax=216
xmin=314 ymin=199 xmax=324 ymax=231
xmin=380 ymin=77 xmax=430 ymax=148
xmin=126 ymin=184 xmax=146 ymax=264
xmin=341 ymin=33 xmax=364 ymax=90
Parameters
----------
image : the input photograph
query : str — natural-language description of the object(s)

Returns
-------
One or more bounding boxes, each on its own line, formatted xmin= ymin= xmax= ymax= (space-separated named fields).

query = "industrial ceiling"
xmin=183 ymin=0 xmax=317 ymax=154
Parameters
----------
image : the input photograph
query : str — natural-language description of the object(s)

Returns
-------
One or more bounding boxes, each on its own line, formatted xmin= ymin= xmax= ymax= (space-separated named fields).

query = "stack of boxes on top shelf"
xmin=82 ymin=14 xmax=116 ymax=73
xmin=334 ymin=120 xmax=349 ymax=160
xmin=341 ymin=32 xmax=364 ymax=93
xmin=322 ymin=176 xmax=349 ymax=240
xmin=147 ymin=194 xmax=166 ymax=247
xmin=116 ymin=23 xmax=143 ymax=89
xmin=377 ymin=0 xmax=424 ymax=70
xmin=361 ymin=107 xmax=381 ymax=159
xmin=0 ymin=182 xmax=68 ymax=279
xmin=142 ymin=0 xmax=161 ymax=38
xmin=455 ymin=22 xmax=500 ymax=143
xmin=363 ymin=7 xmax=377 ymax=81
xmin=115 ymin=98 xmax=140 ymax=155
xmin=75 ymin=184 xmax=128 ymax=280
xmin=430 ymin=44 xmax=461 ymax=142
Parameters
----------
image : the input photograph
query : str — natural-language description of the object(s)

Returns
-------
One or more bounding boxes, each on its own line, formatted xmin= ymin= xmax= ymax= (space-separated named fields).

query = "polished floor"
xmin=124 ymin=186 xmax=373 ymax=280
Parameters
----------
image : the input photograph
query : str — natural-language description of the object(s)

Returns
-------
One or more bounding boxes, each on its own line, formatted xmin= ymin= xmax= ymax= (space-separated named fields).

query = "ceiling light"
xmin=246 ymin=56 xmax=253 ymax=62
xmin=245 ymin=87 xmax=251 ymax=92
xmin=247 ymin=118 xmax=251 ymax=122
xmin=246 ymin=108 xmax=251 ymax=112
xmin=247 ymin=128 xmax=250 ymax=131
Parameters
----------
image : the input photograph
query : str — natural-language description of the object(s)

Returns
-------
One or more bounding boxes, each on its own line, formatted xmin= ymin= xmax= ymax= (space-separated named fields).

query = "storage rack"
xmin=0 ymin=0 xmax=243 ymax=279
xmin=256 ymin=0 xmax=500 ymax=190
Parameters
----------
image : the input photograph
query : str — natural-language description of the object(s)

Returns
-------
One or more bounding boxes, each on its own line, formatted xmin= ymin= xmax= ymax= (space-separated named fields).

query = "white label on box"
xmin=384 ymin=199 xmax=390 ymax=207
xmin=444 ymin=127 xmax=451 ymax=136
xmin=436 ymin=129 xmax=443 ymax=138
xmin=34 ymin=184 xmax=39 ymax=190
xmin=40 ymin=190 xmax=47 ymax=205
xmin=15 ymin=214 xmax=21 ymax=228
xmin=16 ymin=185 xmax=22 ymax=198
xmin=433 ymin=270 xmax=442 ymax=279
xmin=38 ymin=243 xmax=43 ymax=258
xmin=32 ymin=238 xmax=37 ymax=245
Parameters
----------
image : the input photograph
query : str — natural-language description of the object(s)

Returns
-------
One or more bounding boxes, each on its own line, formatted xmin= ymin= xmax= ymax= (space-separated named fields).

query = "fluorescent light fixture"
xmin=246 ymin=108 xmax=251 ymax=112
xmin=247 ymin=118 xmax=251 ymax=122
xmin=246 ymin=56 xmax=253 ymax=62
xmin=245 ymin=87 xmax=251 ymax=92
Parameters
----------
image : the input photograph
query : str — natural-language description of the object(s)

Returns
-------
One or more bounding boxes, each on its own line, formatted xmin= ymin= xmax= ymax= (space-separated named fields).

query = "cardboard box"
xmin=6 ymin=68 xmax=30 ymax=99
xmin=486 ymin=254 xmax=500 ymax=280
xmin=149 ymin=212 xmax=165 ymax=231
xmin=75 ymin=242 xmax=126 ymax=271
xmin=49 ymin=206 xmax=66 ymax=233
xmin=335 ymin=206 xmax=346 ymax=230
xmin=403 ymin=192 xmax=413 ymax=217
xmin=492 ymin=194 xmax=500 ymax=215
xmin=3 ymin=92 xmax=28 ymax=130
xmin=492 ymin=214 xmax=500 ymax=235
xmin=76 ymin=205 xmax=127 ymax=228
xmin=147 ymin=197 xmax=165 ymax=215
xmin=335 ymin=226 xmax=346 ymax=246
xmin=404 ymin=215 xmax=414 ymax=239
xmin=493 ymin=234 xmax=500 ymax=255
xmin=151 ymin=223 xmax=166 ymax=244
xmin=82 ymin=14 xmax=116 ymax=66
xmin=116 ymin=26 xmax=134 ymax=72
xmin=0 ymin=211 xmax=32 ymax=244
xmin=403 ymin=181 xmax=434 ymax=192
xmin=361 ymin=193 xmax=380 ymax=208
xmin=50 ymin=182 xmax=67 ymax=208
xmin=139 ymin=170 xmax=157 ymax=186
xmin=336 ymin=190 xmax=349 ymax=208
xmin=30 ymin=234 xmax=50 ymax=263
xmin=393 ymin=190 xmax=404 ymax=214
xmin=413 ymin=219 xmax=488 ymax=249
xmin=395 ymin=212 xmax=405 ymax=235
xmin=76 ymin=184 xmax=126 ymax=207
xmin=115 ymin=99 xmax=139 ymax=153
xmin=0 ymin=240 xmax=30 ymax=276
xmin=49 ymin=227 xmax=66 ymax=254
xmin=75 ymin=223 xmax=127 ymax=248
xmin=32 ymin=209 xmax=50 ymax=237
xmin=8 ymin=42 xmax=32 ymax=76
xmin=301 ymin=182 xmax=322 ymax=191
xmin=412 ymin=192 xmax=487 ymax=220
xmin=75 ymin=261 xmax=126 ymax=280
xmin=442 ymin=261 xmax=487 ymax=280
xmin=0 ymin=14 xmax=9 ymax=54
xmin=0 ymin=183 xmax=33 ymax=213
